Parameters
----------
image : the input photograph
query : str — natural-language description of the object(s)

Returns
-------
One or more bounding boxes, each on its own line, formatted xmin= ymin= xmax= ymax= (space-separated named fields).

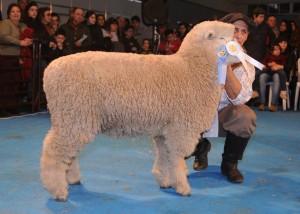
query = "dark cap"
xmin=219 ymin=13 xmax=255 ymax=29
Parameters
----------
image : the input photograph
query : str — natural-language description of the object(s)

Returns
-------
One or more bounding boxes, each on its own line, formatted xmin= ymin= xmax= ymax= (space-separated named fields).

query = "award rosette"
xmin=216 ymin=40 xmax=264 ymax=85
xmin=226 ymin=40 xmax=264 ymax=72
xmin=217 ymin=45 xmax=229 ymax=85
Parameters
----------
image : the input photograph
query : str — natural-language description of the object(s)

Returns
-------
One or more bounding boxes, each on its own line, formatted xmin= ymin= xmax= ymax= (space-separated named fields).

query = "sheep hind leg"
xmin=67 ymin=157 xmax=81 ymax=185
xmin=40 ymin=130 xmax=74 ymax=202
xmin=152 ymin=136 xmax=171 ymax=188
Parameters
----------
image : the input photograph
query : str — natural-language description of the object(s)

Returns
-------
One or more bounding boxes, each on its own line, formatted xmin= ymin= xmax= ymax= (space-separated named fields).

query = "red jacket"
xmin=158 ymin=38 xmax=181 ymax=55
xmin=19 ymin=28 xmax=34 ymax=81
xmin=261 ymin=52 xmax=286 ymax=67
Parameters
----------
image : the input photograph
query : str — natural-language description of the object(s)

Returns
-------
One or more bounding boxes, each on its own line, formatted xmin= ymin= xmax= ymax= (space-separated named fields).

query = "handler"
xmin=193 ymin=13 xmax=257 ymax=183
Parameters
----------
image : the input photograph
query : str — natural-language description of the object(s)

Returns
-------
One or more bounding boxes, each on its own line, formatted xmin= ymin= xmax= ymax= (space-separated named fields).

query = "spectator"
xmin=84 ymin=10 xmax=96 ymax=33
xmin=279 ymin=20 xmax=291 ymax=41
xmin=244 ymin=7 xmax=275 ymax=99
xmin=154 ymin=23 xmax=167 ymax=53
xmin=48 ymin=28 xmax=69 ymax=60
xmin=131 ymin=15 xmax=152 ymax=46
xmin=102 ymin=17 xmax=124 ymax=52
xmin=266 ymin=15 xmax=279 ymax=38
xmin=122 ymin=25 xmax=140 ymax=53
xmin=96 ymin=14 xmax=106 ymax=28
xmin=117 ymin=16 xmax=128 ymax=41
xmin=279 ymin=35 xmax=298 ymax=107
xmin=35 ymin=7 xmax=56 ymax=63
xmin=139 ymin=38 xmax=153 ymax=54
xmin=258 ymin=43 xmax=287 ymax=112
xmin=91 ymin=14 xmax=106 ymax=51
xmin=59 ymin=7 xmax=92 ymax=54
xmin=176 ymin=22 xmax=189 ymax=41
xmin=158 ymin=29 xmax=181 ymax=55
xmin=245 ymin=7 xmax=275 ymax=62
xmin=0 ymin=3 xmax=32 ymax=116
xmin=22 ymin=1 xmax=39 ymax=31
xmin=50 ymin=12 xmax=60 ymax=32
xmin=17 ymin=0 xmax=28 ymax=20
xmin=290 ymin=21 xmax=300 ymax=54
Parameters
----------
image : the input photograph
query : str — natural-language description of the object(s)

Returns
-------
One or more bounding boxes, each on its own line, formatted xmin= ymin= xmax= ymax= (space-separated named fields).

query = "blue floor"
xmin=0 ymin=110 xmax=299 ymax=214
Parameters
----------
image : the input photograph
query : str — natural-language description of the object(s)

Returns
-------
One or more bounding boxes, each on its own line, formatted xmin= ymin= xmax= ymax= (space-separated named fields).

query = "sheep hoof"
xmin=54 ymin=196 xmax=68 ymax=202
xmin=160 ymin=186 xmax=172 ymax=189
xmin=70 ymin=181 xmax=81 ymax=185
xmin=176 ymin=185 xmax=191 ymax=197
xmin=177 ymin=191 xmax=191 ymax=197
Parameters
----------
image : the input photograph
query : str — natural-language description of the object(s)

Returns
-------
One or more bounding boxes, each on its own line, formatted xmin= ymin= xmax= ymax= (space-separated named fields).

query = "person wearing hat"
xmin=192 ymin=13 xmax=257 ymax=183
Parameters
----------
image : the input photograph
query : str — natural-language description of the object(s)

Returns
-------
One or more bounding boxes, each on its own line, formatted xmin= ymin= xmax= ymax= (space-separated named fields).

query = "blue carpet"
xmin=0 ymin=110 xmax=299 ymax=214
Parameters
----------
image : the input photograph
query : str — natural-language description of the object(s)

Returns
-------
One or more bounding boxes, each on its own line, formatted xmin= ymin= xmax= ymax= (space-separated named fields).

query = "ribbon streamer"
xmin=217 ymin=40 xmax=264 ymax=85
xmin=226 ymin=40 xmax=264 ymax=71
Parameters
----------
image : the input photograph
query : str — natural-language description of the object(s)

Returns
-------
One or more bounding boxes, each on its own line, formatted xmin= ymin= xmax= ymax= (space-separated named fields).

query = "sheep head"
xmin=177 ymin=21 xmax=235 ymax=63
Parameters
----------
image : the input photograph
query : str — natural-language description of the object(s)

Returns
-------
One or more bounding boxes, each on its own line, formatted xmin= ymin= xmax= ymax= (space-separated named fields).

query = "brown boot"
xmin=221 ymin=132 xmax=249 ymax=183
xmin=221 ymin=161 xmax=244 ymax=183
xmin=193 ymin=138 xmax=211 ymax=171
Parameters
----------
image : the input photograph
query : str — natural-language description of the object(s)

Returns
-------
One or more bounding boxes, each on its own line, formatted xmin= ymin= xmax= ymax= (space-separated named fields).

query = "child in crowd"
xmin=49 ymin=28 xmax=68 ymax=60
xmin=158 ymin=29 xmax=181 ymax=55
xmin=122 ymin=25 xmax=140 ymax=53
xmin=261 ymin=43 xmax=287 ymax=100
xmin=139 ymin=38 xmax=153 ymax=54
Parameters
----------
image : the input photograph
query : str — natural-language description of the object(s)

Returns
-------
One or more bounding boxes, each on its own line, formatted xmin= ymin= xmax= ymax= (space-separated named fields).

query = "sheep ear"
xmin=204 ymin=30 xmax=216 ymax=40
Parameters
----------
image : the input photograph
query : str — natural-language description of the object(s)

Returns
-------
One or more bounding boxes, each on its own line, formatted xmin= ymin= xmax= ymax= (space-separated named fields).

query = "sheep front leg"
xmin=168 ymin=154 xmax=191 ymax=196
xmin=40 ymin=130 xmax=72 ymax=201
xmin=40 ymin=151 xmax=69 ymax=201
xmin=164 ymin=133 xmax=199 ymax=196
xmin=152 ymin=136 xmax=171 ymax=188
xmin=67 ymin=157 xmax=81 ymax=185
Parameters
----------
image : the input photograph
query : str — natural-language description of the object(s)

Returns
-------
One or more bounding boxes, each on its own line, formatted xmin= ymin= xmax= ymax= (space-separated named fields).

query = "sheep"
xmin=40 ymin=21 xmax=235 ymax=201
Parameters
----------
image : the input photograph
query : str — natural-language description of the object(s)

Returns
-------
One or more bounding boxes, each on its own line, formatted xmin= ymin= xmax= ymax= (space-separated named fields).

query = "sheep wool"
xmin=40 ymin=21 xmax=235 ymax=201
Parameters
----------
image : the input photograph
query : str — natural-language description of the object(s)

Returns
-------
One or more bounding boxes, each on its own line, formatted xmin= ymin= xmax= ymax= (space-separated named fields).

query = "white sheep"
xmin=40 ymin=21 xmax=235 ymax=201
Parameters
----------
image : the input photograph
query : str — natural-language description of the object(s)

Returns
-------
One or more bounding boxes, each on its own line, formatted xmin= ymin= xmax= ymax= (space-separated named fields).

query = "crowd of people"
xmin=245 ymin=7 xmax=300 ymax=112
xmin=0 ymin=1 xmax=299 ymax=117
xmin=0 ymin=1 xmax=190 ymax=117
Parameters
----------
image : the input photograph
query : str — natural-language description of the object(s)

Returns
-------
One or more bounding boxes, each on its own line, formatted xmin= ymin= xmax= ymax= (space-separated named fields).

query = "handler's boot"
xmin=193 ymin=138 xmax=211 ymax=171
xmin=221 ymin=132 xmax=250 ymax=183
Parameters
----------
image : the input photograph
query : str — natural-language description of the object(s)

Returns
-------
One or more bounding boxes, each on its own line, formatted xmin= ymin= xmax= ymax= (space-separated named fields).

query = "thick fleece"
xmin=41 ymin=21 xmax=235 ymax=201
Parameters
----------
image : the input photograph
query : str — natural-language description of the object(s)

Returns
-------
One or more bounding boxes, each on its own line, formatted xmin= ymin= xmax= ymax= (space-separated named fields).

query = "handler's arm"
xmin=224 ymin=65 xmax=241 ymax=99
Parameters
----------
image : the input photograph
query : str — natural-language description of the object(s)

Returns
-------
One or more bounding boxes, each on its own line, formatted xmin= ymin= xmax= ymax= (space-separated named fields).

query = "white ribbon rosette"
xmin=217 ymin=40 xmax=264 ymax=85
